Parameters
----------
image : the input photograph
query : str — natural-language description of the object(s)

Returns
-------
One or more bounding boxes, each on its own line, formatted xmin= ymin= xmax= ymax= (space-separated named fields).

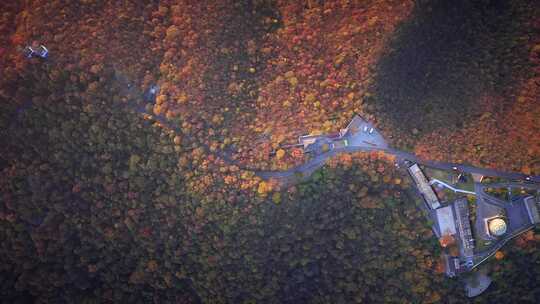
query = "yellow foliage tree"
xmin=276 ymin=149 xmax=285 ymax=160
xmin=258 ymin=181 xmax=271 ymax=196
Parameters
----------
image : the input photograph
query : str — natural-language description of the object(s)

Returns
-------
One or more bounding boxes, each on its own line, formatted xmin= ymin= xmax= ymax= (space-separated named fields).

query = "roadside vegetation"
xmin=1 ymin=0 xmax=539 ymax=303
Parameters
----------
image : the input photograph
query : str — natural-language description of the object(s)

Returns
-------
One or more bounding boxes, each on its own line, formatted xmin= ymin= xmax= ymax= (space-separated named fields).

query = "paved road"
xmin=11 ymin=69 xmax=540 ymax=187
xmin=258 ymin=145 xmax=540 ymax=184
xmin=392 ymin=149 xmax=540 ymax=184
xmin=256 ymin=116 xmax=540 ymax=184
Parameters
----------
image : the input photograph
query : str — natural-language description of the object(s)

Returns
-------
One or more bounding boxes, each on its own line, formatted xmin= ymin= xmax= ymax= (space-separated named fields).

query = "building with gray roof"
xmin=407 ymin=163 xmax=441 ymax=210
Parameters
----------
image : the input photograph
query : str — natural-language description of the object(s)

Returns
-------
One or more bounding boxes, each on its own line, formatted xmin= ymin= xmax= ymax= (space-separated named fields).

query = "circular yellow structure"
xmin=488 ymin=218 xmax=507 ymax=237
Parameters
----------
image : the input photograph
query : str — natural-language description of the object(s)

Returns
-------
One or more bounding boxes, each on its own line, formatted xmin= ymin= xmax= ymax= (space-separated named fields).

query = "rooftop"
xmin=408 ymin=164 xmax=441 ymax=210
xmin=524 ymin=196 xmax=540 ymax=224
xmin=436 ymin=206 xmax=456 ymax=236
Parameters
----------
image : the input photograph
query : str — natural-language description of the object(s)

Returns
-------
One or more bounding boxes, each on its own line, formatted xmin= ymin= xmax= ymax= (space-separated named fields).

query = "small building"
xmin=23 ymin=45 xmax=48 ymax=59
xmin=339 ymin=115 xmax=363 ymax=137
xmin=298 ymin=134 xmax=321 ymax=149
xmin=298 ymin=130 xmax=349 ymax=153
xmin=407 ymin=163 xmax=441 ymax=209
xmin=436 ymin=206 xmax=457 ymax=236
xmin=454 ymin=198 xmax=475 ymax=258
xmin=524 ymin=196 xmax=540 ymax=224
xmin=297 ymin=115 xmax=388 ymax=152
xmin=443 ymin=254 xmax=468 ymax=278
xmin=299 ymin=137 xmax=333 ymax=154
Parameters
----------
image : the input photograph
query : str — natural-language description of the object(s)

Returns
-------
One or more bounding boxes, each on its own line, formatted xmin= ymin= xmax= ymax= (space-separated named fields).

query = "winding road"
xmin=10 ymin=65 xmax=540 ymax=188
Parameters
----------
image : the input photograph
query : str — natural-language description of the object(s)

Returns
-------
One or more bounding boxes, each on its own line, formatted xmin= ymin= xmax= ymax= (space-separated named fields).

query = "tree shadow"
xmin=370 ymin=0 xmax=534 ymax=135
xmin=202 ymin=0 xmax=281 ymax=117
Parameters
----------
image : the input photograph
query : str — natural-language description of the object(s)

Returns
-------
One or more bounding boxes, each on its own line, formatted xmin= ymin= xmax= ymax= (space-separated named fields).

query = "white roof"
xmin=488 ymin=218 xmax=507 ymax=236
xmin=436 ymin=206 xmax=457 ymax=235
xmin=408 ymin=164 xmax=441 ymax=209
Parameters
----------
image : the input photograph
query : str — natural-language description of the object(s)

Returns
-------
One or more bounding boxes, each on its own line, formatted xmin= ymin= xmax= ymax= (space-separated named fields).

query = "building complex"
xmin=292 ymin=115 xmax=540 ymax=297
